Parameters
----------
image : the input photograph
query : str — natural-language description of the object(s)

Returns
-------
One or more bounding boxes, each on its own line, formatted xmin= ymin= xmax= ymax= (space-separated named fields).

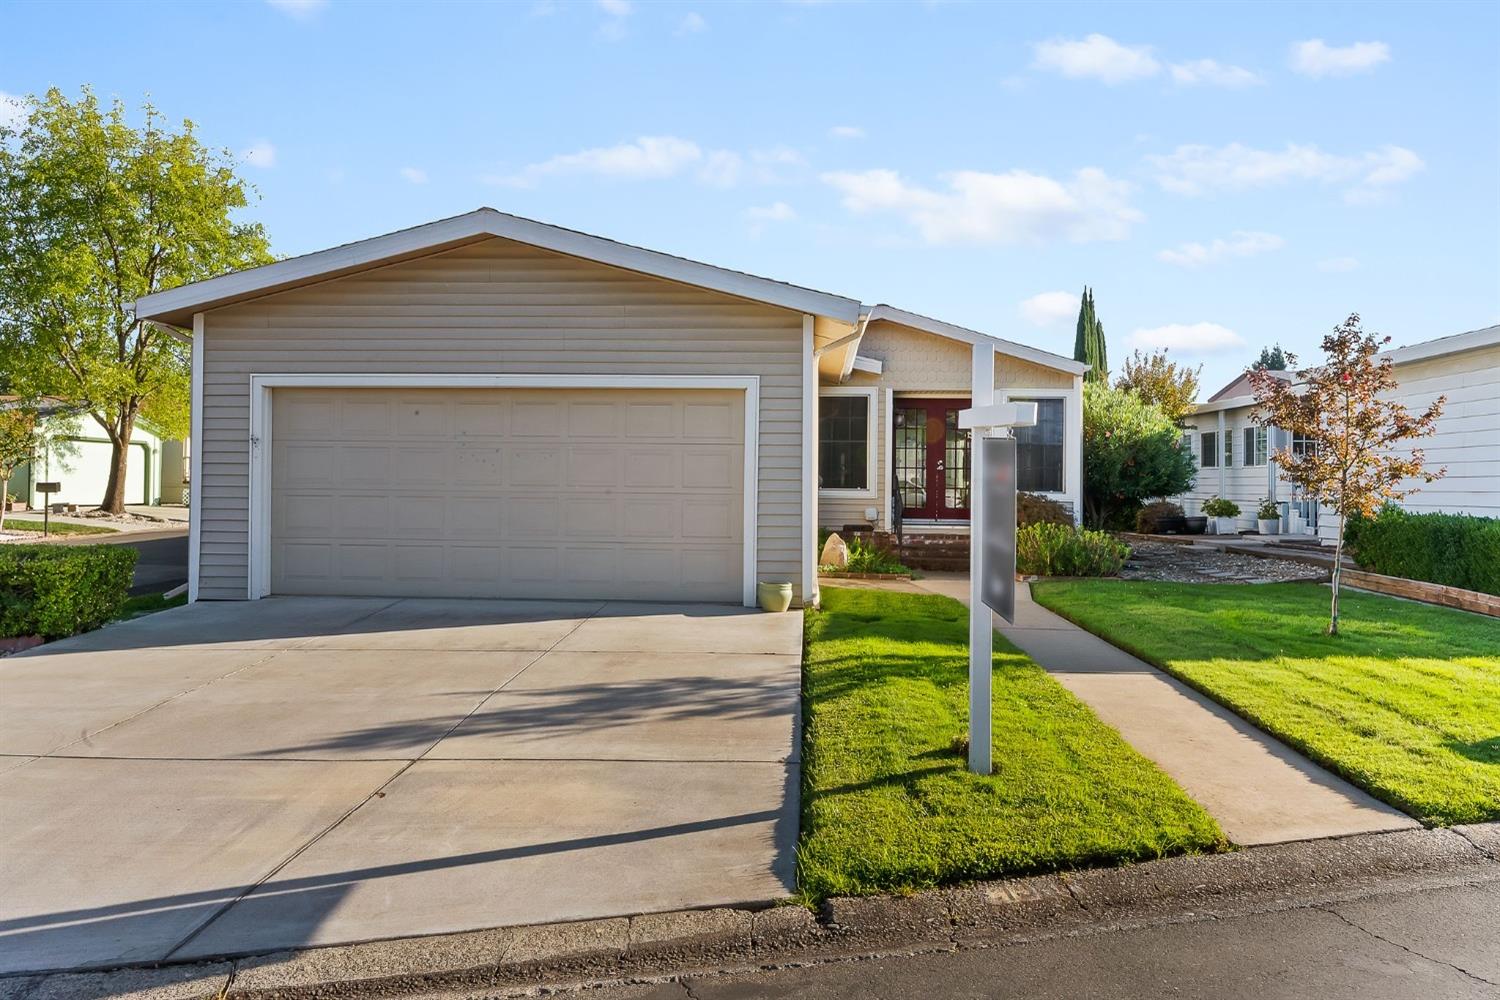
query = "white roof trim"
xmin=851 ymin=354 xmax=883 ymax=375
xmin=1190 ymin=394 xmax=1259 ymax=416
xmin=862 ymin=304 xmax=1089 ymax=375
xmin=1382 ymin=323 xmax=1500 ymax=366
xmin=135 ymin=208 xmax=863 ymax=325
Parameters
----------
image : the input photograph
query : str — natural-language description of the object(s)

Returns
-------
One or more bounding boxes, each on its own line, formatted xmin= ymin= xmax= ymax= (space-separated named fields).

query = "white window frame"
xmin=1004 ymin=393 xmax=1069 ymax=496
xmin=1243 ymin=426 xmax=1268 ymax=467
xmin=817 ymin=386 xmax=879 ymax=500
xmin=1200 ymin=430 xmax=1219 ymax=468
xmin=246 ymin=373 xmax=761 ymax=607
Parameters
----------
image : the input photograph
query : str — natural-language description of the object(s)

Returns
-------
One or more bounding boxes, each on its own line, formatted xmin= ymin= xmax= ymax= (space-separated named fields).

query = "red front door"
xmin=892 ymin=398 xmax=971 ymax=521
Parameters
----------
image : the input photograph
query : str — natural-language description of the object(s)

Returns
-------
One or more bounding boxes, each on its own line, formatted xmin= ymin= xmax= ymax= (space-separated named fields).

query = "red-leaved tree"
xmin=1250 ymin=314 xmax=1445 ymax=635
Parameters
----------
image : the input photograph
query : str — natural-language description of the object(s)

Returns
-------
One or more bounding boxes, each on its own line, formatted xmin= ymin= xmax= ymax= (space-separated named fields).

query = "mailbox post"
xmin=34 ymin=482 xmax=61 ymax=538
xmin=956 ymin=402 xmax=1036 ymax=775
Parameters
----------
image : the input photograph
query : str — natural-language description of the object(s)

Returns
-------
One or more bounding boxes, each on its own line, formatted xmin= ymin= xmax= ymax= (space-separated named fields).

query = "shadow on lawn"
xmin=1447 ymin=736 xmax=1500 ymax=764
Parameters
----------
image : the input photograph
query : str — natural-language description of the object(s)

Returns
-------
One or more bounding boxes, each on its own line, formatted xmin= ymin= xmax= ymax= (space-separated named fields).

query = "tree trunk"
xmin=1328 ymin=517 xmax=1345 ymax=636
xmin=0 ymin=474 xmax=8 ymax=532
xmin=100 ymin=411 xmax=138 ymax=514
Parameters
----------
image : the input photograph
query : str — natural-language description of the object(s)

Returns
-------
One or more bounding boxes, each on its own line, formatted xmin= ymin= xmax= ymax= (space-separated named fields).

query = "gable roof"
xmin=861 ymin=304 xmax=1089 ymax=375
xmin=134 ymin=208 xmax=864 ymax=327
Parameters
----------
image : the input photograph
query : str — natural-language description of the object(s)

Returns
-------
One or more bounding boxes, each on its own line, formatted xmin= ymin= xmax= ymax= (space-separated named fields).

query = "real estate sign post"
xmin=957 ymin=402 xmax=1035 ymax=775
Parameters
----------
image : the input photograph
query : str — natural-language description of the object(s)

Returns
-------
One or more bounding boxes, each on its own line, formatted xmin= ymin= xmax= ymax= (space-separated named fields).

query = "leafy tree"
xmin=1115 ymin=348 xmax=1202 ymax=423
xmin=1249 ymin=314 xmax=1445 ymax=635
xmin=1081 ymin=382 xmax=1195 ymax=529
xmin=0 ymin=406 xmax=38 ymax=532
xmin=0 ymin=88 xmax=272 ymax=512
xmin=1254 ymin=344 xmax=1289 ymax=370
xmin=1073 ymin=287 xmax=1108 ymax=383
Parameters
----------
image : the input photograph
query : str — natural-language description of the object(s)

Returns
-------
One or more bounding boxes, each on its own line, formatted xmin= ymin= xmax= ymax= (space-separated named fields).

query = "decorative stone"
xmin=819 ymin=533 xmax=849 ymax=569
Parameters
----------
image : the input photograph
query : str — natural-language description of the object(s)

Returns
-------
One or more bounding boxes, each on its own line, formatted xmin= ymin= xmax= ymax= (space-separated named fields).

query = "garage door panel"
xmin=271 ymin=387 xmax=744 ymax=601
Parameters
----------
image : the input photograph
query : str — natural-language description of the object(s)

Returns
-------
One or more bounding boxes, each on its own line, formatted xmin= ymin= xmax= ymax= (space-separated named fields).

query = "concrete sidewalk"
xmin=911 ymin=574 xmax=1417 ymax=846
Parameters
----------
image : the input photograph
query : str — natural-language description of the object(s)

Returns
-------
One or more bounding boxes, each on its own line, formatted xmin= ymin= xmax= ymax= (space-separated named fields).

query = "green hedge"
xmin=1017 ymin=523 xmax=1131 ymax=577
xmin=0 ymin=544 xmax=138 ymax=639
xmin=1346 ymin=507 xmax=1500 ymax=596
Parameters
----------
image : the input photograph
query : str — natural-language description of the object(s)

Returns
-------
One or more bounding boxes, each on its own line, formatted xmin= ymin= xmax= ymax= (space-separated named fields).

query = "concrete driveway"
xmin=0 ymin=597 xmax=802 ymax=975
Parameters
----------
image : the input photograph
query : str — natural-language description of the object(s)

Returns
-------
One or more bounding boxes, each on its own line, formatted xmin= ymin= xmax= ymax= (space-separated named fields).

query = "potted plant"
xmin=1202 ymin=497 xmax=1241 ymax=535
xmin=1256 ymin=498 xmax=1281 ymax=535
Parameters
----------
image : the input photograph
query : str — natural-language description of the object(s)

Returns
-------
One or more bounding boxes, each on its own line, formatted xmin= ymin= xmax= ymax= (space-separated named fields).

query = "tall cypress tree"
xmin=1073 ymin=287 xmax=1108 ymax=382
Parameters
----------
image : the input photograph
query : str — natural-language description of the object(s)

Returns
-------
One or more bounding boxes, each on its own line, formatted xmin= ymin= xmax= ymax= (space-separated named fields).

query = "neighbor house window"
xmin=1200 ymin=431 xmax=1219 ymax=468
xmin=819 ymin=393 xmax=870 ymax=491
xmin=1224 ymin=431 xmax=1235 ymax=467
xmin=1244 ymin=427 xmax=1268 ymax=466
xmin=1292 ymin=432 xmax=1319 ymax=457
xmin=1012 ymin=397 xmax=1064 ymax=493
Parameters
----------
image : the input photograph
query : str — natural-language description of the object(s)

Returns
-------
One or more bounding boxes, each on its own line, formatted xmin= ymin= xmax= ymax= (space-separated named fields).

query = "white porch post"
xmin=968 ymin=341 xmax=996 ymax=775
xmin=802 ymin=314 xmax=818 ymax=608
xmin=188 ymin=312 xmax=204 ymax=603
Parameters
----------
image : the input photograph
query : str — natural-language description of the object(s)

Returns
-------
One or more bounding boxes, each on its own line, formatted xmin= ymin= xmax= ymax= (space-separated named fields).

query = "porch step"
xmin=896 ymin=531 xmax=970 ymax=571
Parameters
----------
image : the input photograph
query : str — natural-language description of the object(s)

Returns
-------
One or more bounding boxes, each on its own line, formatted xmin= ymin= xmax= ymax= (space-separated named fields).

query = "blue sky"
xmin=7 ymin=0 xmax=1498 ymax=392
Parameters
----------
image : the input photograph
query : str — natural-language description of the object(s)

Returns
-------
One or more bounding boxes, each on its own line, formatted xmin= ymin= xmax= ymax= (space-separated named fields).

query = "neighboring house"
xmin=2 ymin=397 xmax=189 ymax=509
xmin=134 ymin=208 xmax=1085 ymax=607
xmin=1173 ymin=323 xmax=1499 ymax=542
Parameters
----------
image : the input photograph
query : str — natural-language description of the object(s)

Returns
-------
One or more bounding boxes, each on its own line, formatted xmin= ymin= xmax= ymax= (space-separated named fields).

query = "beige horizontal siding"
xmin=197 ymin=237 xmax=806 ymax=601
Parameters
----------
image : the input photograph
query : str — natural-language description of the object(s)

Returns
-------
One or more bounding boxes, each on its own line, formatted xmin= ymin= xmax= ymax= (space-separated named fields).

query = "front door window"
xmin=893 ymin=398 xmax=970 ymax=520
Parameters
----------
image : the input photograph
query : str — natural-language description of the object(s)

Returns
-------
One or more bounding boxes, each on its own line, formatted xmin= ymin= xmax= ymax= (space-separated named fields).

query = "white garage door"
xmin=269 ymin=387 xmax=745 ymax=601
xmin=42 ymin=439 xmax=148 ymax=507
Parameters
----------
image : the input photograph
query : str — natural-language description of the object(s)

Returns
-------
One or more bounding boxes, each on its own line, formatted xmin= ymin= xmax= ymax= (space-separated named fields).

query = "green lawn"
xmin=118 ymin=591 xmax=189 ymax=620
xmin=798 ymin=586 xmax=1225 ymax=899
xmin=2 ymin=518 xmax=118 ymax=536
xmin=1031 ymin=580 xmax=1500 ymax=826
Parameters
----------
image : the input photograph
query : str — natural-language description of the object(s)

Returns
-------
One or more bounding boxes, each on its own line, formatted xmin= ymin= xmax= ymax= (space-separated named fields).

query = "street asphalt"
xmin=595 ymin=879 xmax=1500 ymax=1000
xmin=51 ymin=527 xmax=188 ymax=595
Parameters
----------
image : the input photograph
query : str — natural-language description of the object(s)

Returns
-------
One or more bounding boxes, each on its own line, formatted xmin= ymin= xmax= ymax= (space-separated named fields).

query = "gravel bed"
xmin=1121 ymin=540 xmax=1327 ymax=584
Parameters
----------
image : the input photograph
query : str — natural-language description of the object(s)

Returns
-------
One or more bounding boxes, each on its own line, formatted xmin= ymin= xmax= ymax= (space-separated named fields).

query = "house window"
xmin=1244 ymin=427 xmax=1268 ymax=466
xmin=1200 ymin=431 xmax=1219 ymax=468
xmin=1224 ymin=431 xmax=1234 ymax=467
xmin=819 ymin=394 xmax=870 ymax=492
xmin=1292 ymin=432 xmax=1319 ymax=457
xmin=1012 ymin=397 xmax=1064 ymax=493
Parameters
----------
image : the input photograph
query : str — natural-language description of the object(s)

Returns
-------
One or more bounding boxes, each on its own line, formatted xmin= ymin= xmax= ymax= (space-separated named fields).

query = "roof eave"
xmin=862 ymin=304 xmax=1089 ymax=375
xmin=135 ymin=208 xmax=864 ymax=327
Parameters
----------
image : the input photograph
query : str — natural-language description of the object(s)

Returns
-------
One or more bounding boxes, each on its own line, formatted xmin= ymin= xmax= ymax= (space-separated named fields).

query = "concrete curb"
xmin=4 ymin=824 xmax=1497 ymax=999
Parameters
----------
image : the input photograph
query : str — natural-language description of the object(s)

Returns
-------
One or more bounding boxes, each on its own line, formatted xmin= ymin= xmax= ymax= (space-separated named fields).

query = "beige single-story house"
xmin=134 ymin=208 xmax=1085 ymax=607
xmin=1172 ymin=323 xmax=1499 ymax=541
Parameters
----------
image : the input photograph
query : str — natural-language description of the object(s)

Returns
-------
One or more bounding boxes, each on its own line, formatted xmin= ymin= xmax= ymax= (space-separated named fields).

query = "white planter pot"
xmin=1257 ymin=518 xmax=1280 ymax=534
xmin=1216 ymin=516 xmax=1239 ymax=534
xmin=1288 ymin=515 xmax=1305 ymax=533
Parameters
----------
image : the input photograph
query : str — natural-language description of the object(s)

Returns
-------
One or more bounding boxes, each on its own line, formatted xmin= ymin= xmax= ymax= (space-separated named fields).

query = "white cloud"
xmin=822 ymin=166 xmax=1142 ymax=245
xmin=485 ymin=137 xmax=800 ymax=189
xmin=745 ymin=201 xmax=796 ymax=236
xmin=1169 ymin=58 xmax=1262 ymax=88
xmin=1031 ymin=34 xmax=1160 ymax=84
xmin=1290 ymin=39 xmax=1390 ymax=78
xmin=597 ymin=0 xmax=631 ymax=14
xmin=676 ymin=11 xmax=706 ymax=34
xmin=596 ymin=0 xmax=630 ymax=39
xmin=1157 ymin=230 xmax=1284 ymax=268
xmin=1317 ymin=256 xmax=1360 ymax=273
xmin=240 ymin=140 xmax=276 ymax=168
xmin=1019 ymin=291 xmax=1079 ymax=328
xmin=398 ymin=166 xmax=428 ymax=184
xmin=0 ymin=91 xmax=27 ymax=131
xmin=830 ymin=125 xmax=865 ymax=140
xmin=1147 ymin=142 xmax=1424 ymax=202
xmin=1130 ymin=322 xmax=1246 ymax=355
xmin=265 ymin=0 xmax=327 ymax=18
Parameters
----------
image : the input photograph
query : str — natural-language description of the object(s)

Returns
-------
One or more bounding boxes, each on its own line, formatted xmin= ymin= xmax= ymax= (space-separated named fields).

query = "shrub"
xmin=1017 ymin=492 xmax=1073 ymax=527
xmin=1202 ymin=497 xmax=1240 ymax=518
xmin=1017 ymin=523 xmax=1131 ymax=577
xmin=1257 ymin=498 xmax=1280 ymax=520
xmin=1346 ymin=506 xmax=1500 ymax=595
xmin=1135 ymin=500 xmax=1184 ymax=533
xmin=844 ymin=537 xmax=910 ymax=575
xmin=1082 ymin=383 xmax=1196 ymax=529
xmin=0 ymin=544 xmax=138 ymax=639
